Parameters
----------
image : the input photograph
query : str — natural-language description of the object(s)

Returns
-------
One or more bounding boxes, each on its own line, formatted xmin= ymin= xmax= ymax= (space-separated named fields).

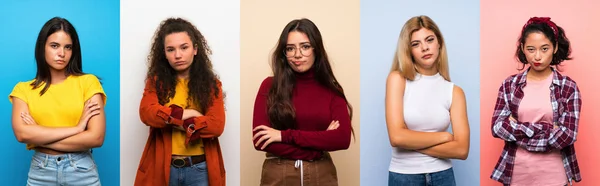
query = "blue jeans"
xmin=388 ymin=167 xmax=456 ymax=186
xmin=169 ymin=161 xmax=209 ymax=186
xmin=27 ymin=151 xmax=100 ymax=186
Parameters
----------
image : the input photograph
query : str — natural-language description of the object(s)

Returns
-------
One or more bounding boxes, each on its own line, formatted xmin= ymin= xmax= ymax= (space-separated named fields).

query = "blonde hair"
xmin=390 ymin=15 xmax=450 ymax=81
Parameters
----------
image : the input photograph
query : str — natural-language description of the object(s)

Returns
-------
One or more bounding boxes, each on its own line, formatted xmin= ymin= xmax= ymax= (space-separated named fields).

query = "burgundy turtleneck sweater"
xmin=252 ymin=69 xmax=352 ymax=161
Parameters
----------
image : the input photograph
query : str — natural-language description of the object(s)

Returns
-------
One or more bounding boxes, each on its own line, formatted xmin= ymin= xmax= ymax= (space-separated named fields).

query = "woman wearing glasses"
xmin=251 ymin=18 xmax=353 ymax=186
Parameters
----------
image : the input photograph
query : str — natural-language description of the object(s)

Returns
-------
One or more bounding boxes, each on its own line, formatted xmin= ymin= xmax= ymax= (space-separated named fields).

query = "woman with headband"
xmin=490 ymin=17 xmax=581 ymax=186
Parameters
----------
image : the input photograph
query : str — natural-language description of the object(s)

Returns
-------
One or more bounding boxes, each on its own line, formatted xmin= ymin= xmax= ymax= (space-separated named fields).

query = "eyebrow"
xmin=166 ymin=43 xmax=190 ymax=48
xmin=411 ymin=35 xmax=435 ymax=43
xmin=525 ymin=44 xmax=551 ymax=48
xmin=286 ymin=42 xmax=310 ymax=46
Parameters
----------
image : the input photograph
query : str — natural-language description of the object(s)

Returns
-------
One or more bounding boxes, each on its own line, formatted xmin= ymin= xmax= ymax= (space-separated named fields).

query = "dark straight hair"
xmin=32 ymin=17 xmax=84 ymax=95
xmin=267 ymin=18 xmax=354 ymax=136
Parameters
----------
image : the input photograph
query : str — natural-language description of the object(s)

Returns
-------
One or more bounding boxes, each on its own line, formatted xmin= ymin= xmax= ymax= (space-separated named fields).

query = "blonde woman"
xmin=385 ymin=15 xmax=470 ymax=186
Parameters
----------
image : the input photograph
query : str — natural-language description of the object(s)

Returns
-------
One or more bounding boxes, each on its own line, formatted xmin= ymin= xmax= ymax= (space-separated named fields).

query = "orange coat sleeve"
xmin=182 ymin=80 xmax=226 ymax=145
xmin=139 ymin=78 xmax=185 ymax=128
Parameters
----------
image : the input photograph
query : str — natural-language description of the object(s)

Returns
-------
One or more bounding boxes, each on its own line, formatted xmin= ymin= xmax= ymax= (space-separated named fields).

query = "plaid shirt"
xmin=490 ymin=68 xmax=582 ymax=185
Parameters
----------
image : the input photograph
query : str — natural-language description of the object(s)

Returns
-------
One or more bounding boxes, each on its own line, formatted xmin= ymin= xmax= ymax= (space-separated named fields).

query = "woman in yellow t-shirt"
xmin=9 ymin=17 xmax=106 ymax=185
xmin=135 ymin=18 xmax=226 ymax=186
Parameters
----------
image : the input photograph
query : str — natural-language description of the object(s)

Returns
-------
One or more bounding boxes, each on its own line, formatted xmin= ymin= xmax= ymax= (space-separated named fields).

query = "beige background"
xmin=240 ymin=0 xmax=361 ymax=185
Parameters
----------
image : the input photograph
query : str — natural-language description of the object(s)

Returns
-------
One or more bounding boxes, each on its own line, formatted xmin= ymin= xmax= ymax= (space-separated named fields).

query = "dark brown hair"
xmin=32 ymin=17 xmax=86 ymax=95
xmin=267 ymin=18 xmax=353 ymax=133
xmin=146 ymin=18 xmax=219 ymax=112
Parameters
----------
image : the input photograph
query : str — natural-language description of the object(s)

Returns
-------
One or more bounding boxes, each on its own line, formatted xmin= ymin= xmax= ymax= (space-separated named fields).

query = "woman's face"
xmin=522 ymin=32 xmax=556 ymax=72
xmin=285 ymin=31 xmax=315 ymax=73
xmin=164 ymin=32 xmax=197 ymax=74
xmin=410 ymin=28 xmax=440 ymax=70
xmin=45 ymin=30 xmax=72 ymax=71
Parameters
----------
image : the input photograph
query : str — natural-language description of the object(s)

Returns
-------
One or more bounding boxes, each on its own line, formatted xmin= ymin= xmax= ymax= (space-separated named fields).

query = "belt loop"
xmin=43 ymin=154 xmax=49 ymax=167
xmin=187 ymin=157 xmax=193 ymax=165
xmin=68 ymin=154 xmax=75 ymax=167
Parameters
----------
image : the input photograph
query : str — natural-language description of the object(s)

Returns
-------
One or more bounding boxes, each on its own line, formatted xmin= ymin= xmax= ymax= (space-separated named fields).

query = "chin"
xmin=49 ymin=65 xmax=67 ymax=71
xmin=175 ymin=66 xmax=190 ymax=72
xmin=293 ymin=68 xmax=305 ymax=73
xmin=530 ymin=65 xmax=549 ymax=71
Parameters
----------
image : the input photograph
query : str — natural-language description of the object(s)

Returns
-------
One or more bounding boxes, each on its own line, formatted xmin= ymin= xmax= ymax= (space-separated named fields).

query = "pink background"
xmin=480 ymin=1 xmax=600 ymax=185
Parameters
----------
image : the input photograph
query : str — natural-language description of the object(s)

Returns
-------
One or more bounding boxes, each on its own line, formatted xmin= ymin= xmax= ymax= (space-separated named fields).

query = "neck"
xmin=49 ymin=69 xmax=67 ymax=84
xmin=177 ymin=69 xmax=190 ymax=80
xmin=527 ymin=67 xmax=553 ymax=81
xmin=416 ymin=65 xmax=438 ymax=76
xmin=295 ymin=67 xmax=315 ymax=81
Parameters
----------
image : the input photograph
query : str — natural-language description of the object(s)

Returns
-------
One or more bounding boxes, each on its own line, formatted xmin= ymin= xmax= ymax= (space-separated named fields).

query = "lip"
xmin=533 ymin=63 xmax=542 ymax=66
xmin=174 ymin=61 xmax=186 ymax=66
xmin=56 ymin=60 xmax=66 ymax=64
xmin=422 ymin=54 xmax=433 ymax=59
xmin=290 ymin=61 xmax=304 ymax=65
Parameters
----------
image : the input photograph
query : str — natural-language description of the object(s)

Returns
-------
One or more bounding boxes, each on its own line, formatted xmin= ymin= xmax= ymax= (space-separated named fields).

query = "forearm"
xmin=517 ymin=124 xmax=576 ymax=152
xmin=491 ymin=116 xmax=550 ymax=142
xmin=390 ymin=129 xmax=451 ymax=150
xmin=281 ymin=128 xmax=351 ymax=151
xmin=418 ymin=140 xmax=469 ymax=160
xmin=139 ymin=79 xmax=185 ymax=128
xmin=15 ymin=125 xmax=82 ymax=145
xmin=42 ymin=130 xmax=104 ymax=152
xmin=139 ymin=104 xmax=184 ymax=128
xmin=184 ymin=111 xmax=225 ymax=140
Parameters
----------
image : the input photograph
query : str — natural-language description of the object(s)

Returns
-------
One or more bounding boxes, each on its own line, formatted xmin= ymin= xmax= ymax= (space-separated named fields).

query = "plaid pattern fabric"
xmin=490 ymin=68 xmax=581 ymax=185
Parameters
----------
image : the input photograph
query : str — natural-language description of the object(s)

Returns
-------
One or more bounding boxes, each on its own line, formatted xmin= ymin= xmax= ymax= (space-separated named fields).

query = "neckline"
xmin=295 ymin=67 xmax=315 ymax=82
xmin=416 ymin=72 xmax=441 ymax=80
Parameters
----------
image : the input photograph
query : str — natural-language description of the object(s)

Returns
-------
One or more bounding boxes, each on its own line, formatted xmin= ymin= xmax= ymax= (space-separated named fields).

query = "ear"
xmin=553 ymin=42 xmax=558 ymax=54
xmin=193 ymin=44 xmax=198 ymax=55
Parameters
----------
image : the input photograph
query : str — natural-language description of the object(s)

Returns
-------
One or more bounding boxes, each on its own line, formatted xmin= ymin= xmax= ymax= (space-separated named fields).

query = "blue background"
xmin=359 ymin=0 xmax=481 ymax=185
xmin=0 ymin=1 xmax=120 ymax=185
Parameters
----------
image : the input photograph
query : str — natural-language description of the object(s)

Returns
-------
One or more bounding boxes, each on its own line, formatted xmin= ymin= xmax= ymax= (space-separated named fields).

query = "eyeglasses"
xmin=284 ymin=44 xmax=313 ymax=57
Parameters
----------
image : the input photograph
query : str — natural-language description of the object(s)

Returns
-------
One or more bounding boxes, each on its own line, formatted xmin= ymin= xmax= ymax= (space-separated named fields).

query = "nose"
xmin=174 ymin=49 xmax=182 ymax=59
xmin=57 ymin=48 xmax=65 ymax=58
xmin=534 ymin=50 xmax=542 ymax=61
xmin=421 ymin=43 xmax=429 ymax=52
xmin=293 ymin=48 xmax=302 ymax=58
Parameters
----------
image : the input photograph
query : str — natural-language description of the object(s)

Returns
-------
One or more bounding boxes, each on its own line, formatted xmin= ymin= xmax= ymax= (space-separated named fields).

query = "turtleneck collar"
xmin=415 ymin=72 xmax=441 ymax=80
xmin=294 ymin=67 xmax=316 ymax=82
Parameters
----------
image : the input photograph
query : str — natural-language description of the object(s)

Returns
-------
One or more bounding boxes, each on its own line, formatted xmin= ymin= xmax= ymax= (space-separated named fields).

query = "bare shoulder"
xmin=453 ymin=85 xmax=465 ymax=97
xmin=452 ymin=84 xmax=466 ymax=106
xmin=386 ymin=71 xmax=406 ymax=88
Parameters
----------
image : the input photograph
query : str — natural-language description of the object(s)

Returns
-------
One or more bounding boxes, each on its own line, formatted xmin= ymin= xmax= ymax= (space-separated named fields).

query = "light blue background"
xmin=360 ymin=0 xmax=480 ymax=185
xmin=0 ymin=1 xmax=120 ymax=185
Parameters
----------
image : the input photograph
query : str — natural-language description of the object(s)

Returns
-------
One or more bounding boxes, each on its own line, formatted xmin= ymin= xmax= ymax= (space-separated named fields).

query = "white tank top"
xmin=389 ymin=73 xmax=454 ymax=174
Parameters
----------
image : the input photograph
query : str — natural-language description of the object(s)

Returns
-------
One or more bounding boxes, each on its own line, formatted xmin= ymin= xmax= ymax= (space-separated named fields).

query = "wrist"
xmin=443 ymin=132 xmax=453 ymax=142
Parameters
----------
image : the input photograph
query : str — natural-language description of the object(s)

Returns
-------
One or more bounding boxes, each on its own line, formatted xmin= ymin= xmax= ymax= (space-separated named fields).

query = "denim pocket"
xmin=74 ymin=154 xmax=97 ymax=173
xmin=191 ymin=161 xmax=207 ymax=173
xmin=29 ymin=156 xmax=44 ymax=169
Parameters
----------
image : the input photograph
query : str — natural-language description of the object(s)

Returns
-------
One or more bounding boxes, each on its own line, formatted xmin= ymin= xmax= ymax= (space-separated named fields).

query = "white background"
xmin=120 ymin=0 xmax=240 ymax=185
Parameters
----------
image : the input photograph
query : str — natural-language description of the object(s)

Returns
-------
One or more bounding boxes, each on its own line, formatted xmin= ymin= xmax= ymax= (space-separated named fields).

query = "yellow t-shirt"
xmin=170 ymin=78 xmax=204 ymax=155
xmin=8 ymin=74 xmax=106 ymax=150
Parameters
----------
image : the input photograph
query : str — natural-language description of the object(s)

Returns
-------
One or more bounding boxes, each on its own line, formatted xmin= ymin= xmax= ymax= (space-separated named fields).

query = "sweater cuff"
xmin=168 ymin=104 xmax=184 ymax=123
xmin=281 ymin=129 xmax=293 ymax=144
xmin=183 ymin=118 xmax=197 ymax=145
